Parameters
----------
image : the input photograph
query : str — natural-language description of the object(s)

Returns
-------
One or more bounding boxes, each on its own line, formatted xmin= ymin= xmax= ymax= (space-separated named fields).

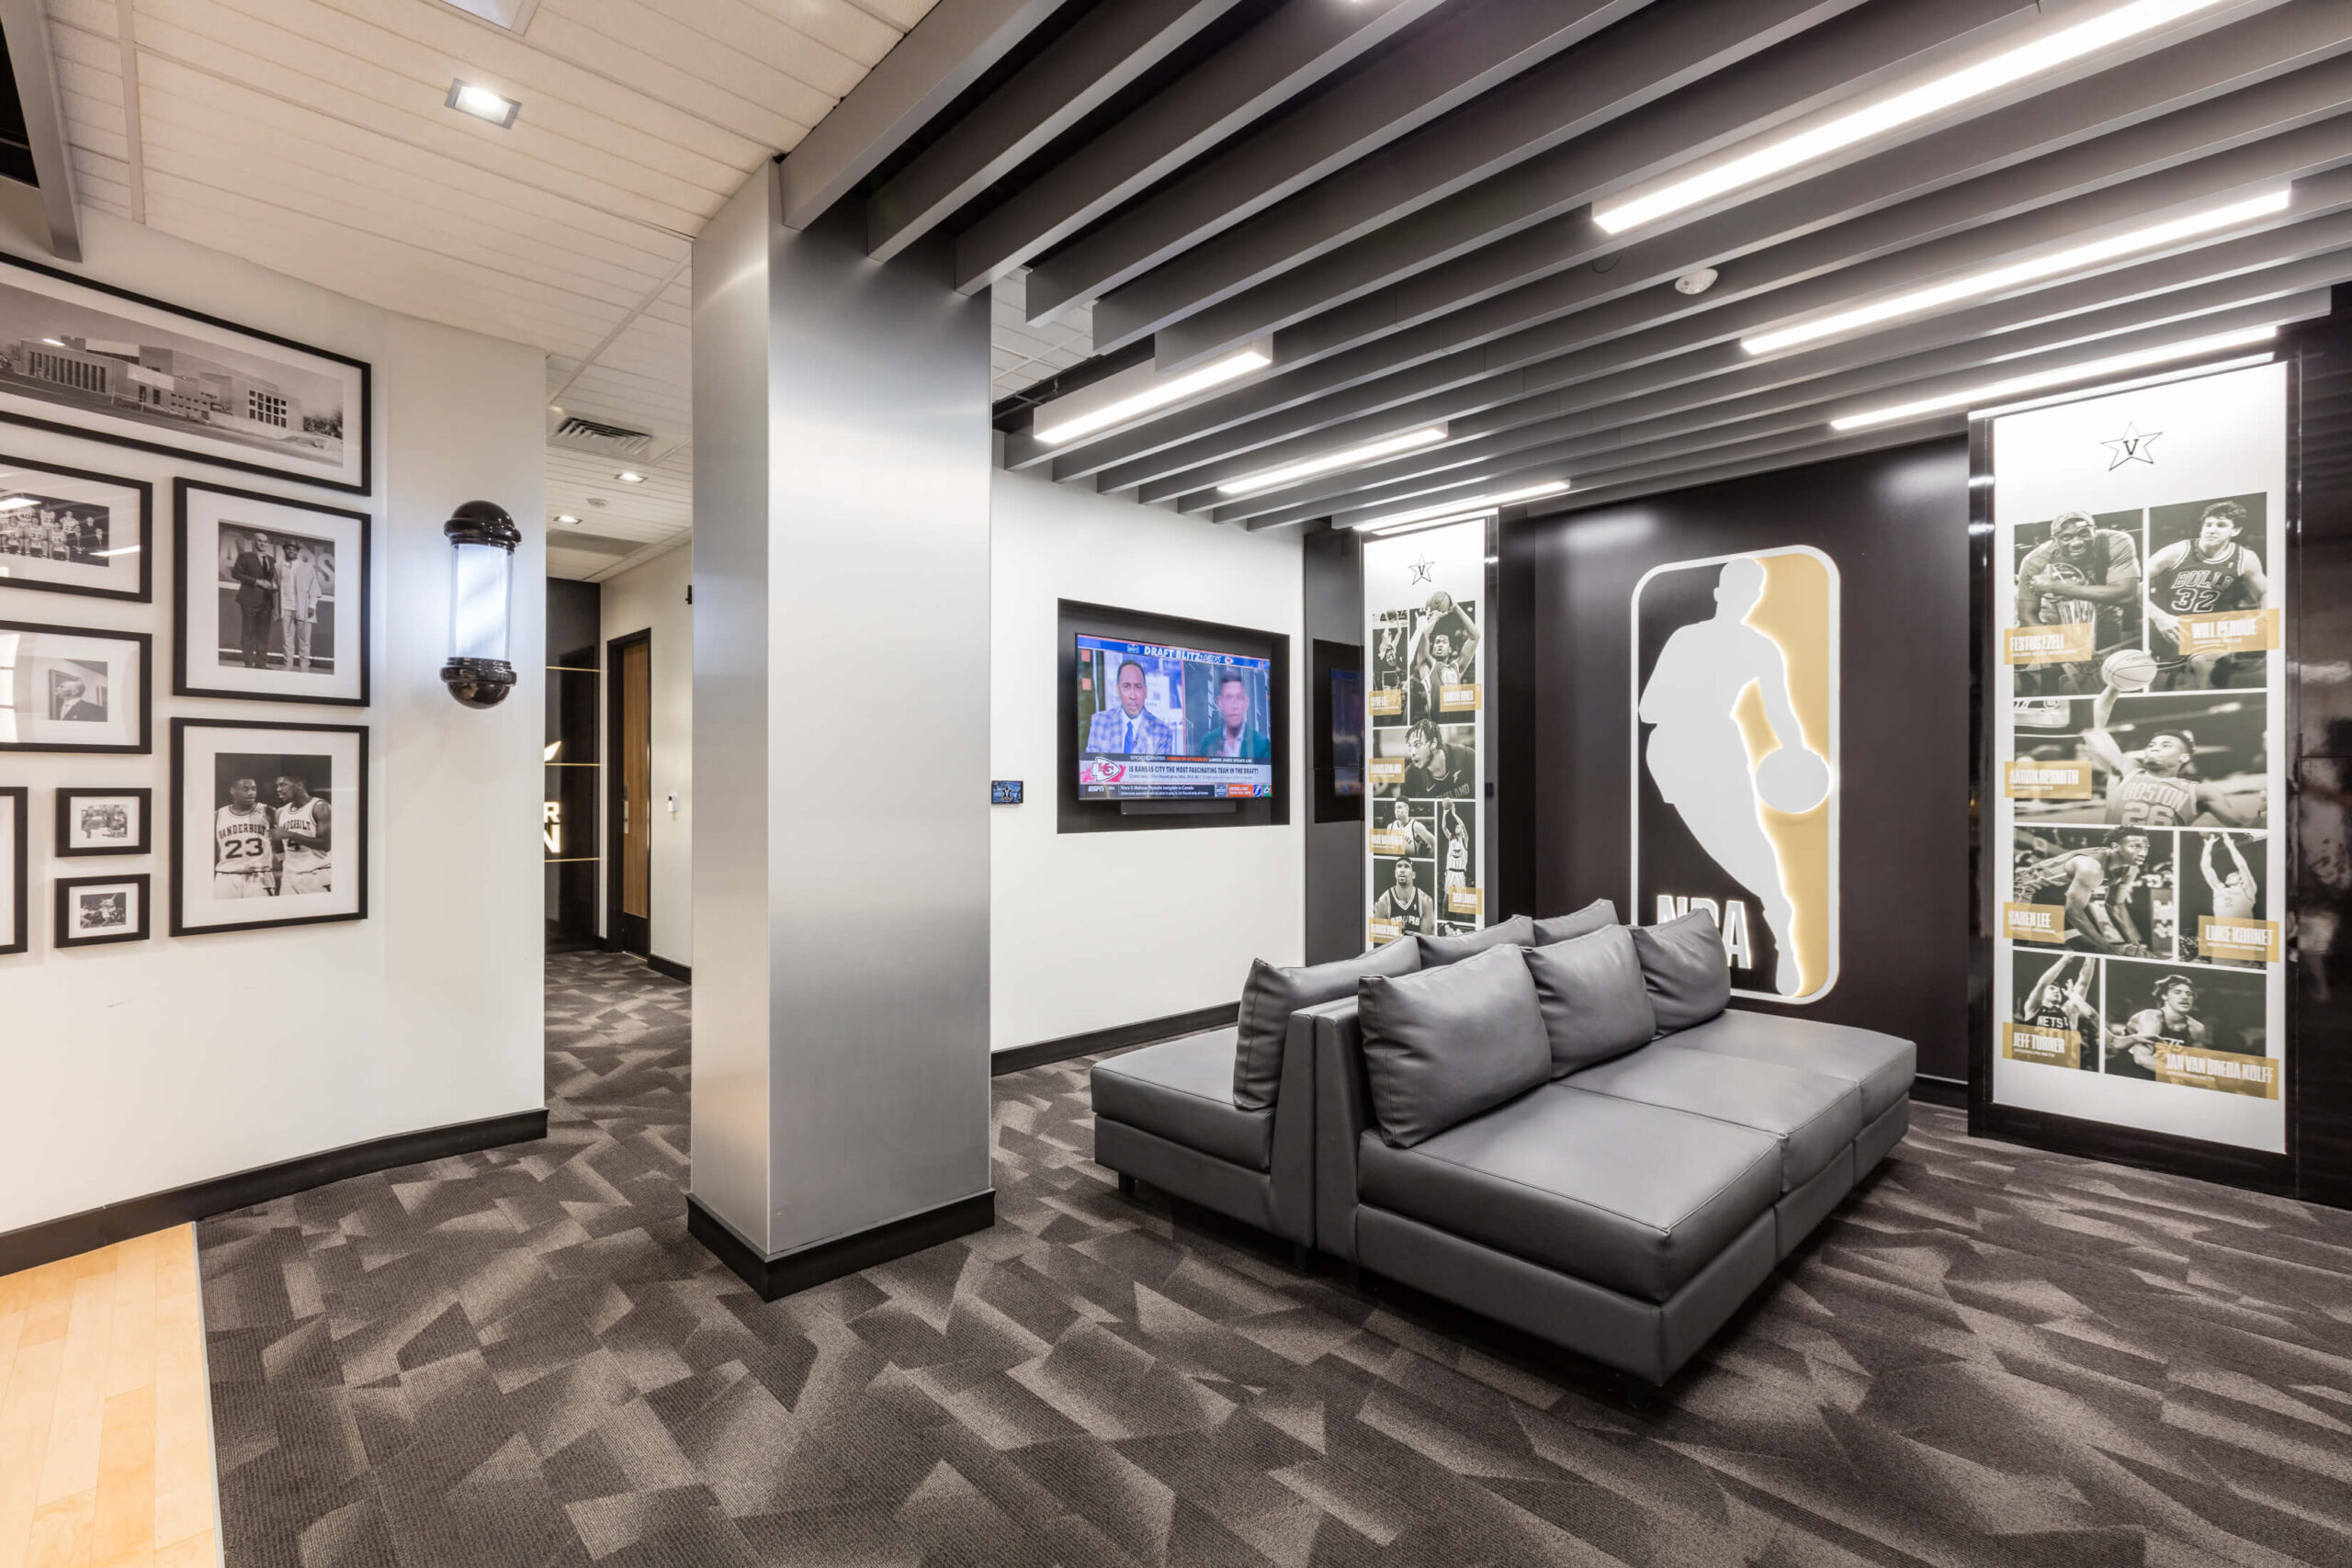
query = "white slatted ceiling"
xmin=38 ymin=0 xmax=944 ymax=579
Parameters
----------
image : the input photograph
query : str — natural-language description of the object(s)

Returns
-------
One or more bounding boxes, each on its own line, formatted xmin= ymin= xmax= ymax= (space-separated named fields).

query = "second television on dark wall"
xmin=1057 ymin=599 xmax=1289 ymax=834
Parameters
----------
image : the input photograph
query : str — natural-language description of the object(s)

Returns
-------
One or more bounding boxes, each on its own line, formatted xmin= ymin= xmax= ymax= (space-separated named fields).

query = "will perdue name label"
xmin=2177 ymin=606 xmax=2280 ymax=656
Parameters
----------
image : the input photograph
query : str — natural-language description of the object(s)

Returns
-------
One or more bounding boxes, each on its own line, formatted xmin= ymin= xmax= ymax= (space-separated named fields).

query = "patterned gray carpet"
xmin=198 ymin=952 xmax=2352 ymax=1566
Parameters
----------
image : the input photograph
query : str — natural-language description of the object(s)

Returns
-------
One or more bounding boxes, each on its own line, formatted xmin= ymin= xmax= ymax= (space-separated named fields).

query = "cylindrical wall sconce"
xmin=441 ymin=500 xmax=521 ymax=708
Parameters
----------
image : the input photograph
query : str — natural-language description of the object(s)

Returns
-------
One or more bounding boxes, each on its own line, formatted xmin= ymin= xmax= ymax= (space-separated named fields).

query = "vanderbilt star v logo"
xmin=1407 ymin=554 xmax=1437 ymax=585
xmin=2101 ymin=422 xmax=2161 ymax=468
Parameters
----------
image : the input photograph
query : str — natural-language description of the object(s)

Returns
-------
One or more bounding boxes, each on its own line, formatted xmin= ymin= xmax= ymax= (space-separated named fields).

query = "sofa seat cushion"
xmin=1668 ymin=1010 xmax=1916 ymax=1123
xmin=1091 ymin=1029 xmax=1272 ymax=1171
xmin=1563 ymin=1045 xmax=1861 ymax=1193
xmin=1356 ymin=1085 xmax=1781 ymax=1303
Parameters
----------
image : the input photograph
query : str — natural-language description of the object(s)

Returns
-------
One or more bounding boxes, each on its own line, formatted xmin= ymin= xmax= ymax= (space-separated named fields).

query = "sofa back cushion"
xmin=1232 ymin=940 xmax=1421 ymax=1109
xmin=1523 ymin=925 xmax=1656 ymax=1075
xmin=1532 ymin=898 xmax=1617 ymax=947
xmin=1417 ymin=914 xmax=1532 ymax=967
xmin=1631 ymin=911 xmax=1731 ymax=1032
xmin=1358 ymin=945 xmax=1551 ymax=1147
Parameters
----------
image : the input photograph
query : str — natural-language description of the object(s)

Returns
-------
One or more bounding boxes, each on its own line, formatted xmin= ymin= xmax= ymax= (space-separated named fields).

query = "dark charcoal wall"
xmin=1498 ymin=438 xmax=1973 ymax=1082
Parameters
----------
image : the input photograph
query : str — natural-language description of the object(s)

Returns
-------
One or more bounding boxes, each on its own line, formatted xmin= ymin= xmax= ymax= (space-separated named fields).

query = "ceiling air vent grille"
xmin=550 ymin=415 xmax=657 ymax=460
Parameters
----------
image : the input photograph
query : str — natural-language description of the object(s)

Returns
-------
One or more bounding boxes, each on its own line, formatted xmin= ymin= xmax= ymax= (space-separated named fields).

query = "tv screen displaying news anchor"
xmin=1076 ymin=634 xmax=1274 ymax=799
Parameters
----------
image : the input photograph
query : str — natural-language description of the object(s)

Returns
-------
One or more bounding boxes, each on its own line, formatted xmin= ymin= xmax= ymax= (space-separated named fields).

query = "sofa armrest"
xmin=1267 ymin=1009 xmax=1318 ymax=1246
xmin=1307 ymin=998 xmax=1370 ymax=1261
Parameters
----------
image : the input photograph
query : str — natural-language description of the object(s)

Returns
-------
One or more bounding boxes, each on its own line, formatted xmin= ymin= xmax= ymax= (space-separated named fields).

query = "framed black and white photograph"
xmin=54 ymin=872 xmax=148 ymax=948
xmin=0 ymin=618 xmax=151 ymax=752
xmin=175 ymin=480 xmax=369 ymax=705
xmin=0 ymin=254 xmax=368 ymax=493
xmin=171 ymin=716 xmax=366 ymax=936
xmin=0 ymin=785 xmax=25 ymax=955
xmin=55 ymin=785 xmax=151 ymax=856
xmin=0 ymin=455 xmax=151 ymax=602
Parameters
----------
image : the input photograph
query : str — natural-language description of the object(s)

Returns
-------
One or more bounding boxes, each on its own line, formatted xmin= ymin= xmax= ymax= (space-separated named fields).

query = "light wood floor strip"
xmin=0 ymin=1228 xmax=220 ymax=1568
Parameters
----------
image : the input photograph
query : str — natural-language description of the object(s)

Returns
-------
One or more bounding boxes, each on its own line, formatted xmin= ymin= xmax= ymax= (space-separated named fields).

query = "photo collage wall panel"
xmin=1363 ymin=519 xmax=1486 ymax=946
xmin=0 ymin=254 xmax=374 ymax=957
xmin=1992 ymin=361 xmax=2287 ymax=1153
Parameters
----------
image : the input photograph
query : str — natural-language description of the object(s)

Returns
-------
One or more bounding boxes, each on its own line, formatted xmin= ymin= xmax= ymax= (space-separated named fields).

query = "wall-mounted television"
xmin=1074 ymin=634 xmax=1273 ymax=800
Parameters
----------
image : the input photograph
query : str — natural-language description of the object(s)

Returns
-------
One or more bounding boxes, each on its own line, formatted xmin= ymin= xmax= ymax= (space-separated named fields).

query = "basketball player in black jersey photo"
xmin=2145 ymin=495 xmax=2269 ymax=691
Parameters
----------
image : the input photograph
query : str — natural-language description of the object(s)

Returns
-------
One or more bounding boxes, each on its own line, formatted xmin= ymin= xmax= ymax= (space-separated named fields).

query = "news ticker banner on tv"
xmin=1631 ymin=547 xmax=1840 ymax=1004
xmin=1991 ymin=360 xmax=2288 ymax=1153
xmin=1074 ymin=634 xmax=1275 ymax=799
xmin=1363 ymin=519 xmax=1487 ymax=947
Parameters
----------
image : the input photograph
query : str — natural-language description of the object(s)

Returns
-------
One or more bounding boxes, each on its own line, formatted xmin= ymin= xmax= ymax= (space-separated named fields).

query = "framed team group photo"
xmin=1 ymin=785 xmax=25 ymax=955
xmin=175 ymin=480 xmax=369 ymax=706
xmin=0 ymin=455 xmax=152 ymax=602
xmin=55 ymin=785 xmax=151 ymax=856
xmin=0 ymin=253 xmax=369 ymax=493
xmin=171 ymin=717 xmax=366 ymax=936
xmin=0 ymin=618 xmax=152 ymax=753
xmin=54 ymin=872 xmax=149 ymax=949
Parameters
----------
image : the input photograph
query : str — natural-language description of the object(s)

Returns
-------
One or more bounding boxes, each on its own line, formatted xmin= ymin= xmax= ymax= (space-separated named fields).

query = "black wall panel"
xmin=1499 ymin=439 xmax=1974 ymax=1082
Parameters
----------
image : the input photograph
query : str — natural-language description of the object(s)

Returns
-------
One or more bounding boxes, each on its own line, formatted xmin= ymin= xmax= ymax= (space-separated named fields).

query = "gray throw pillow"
xmin=1532 ymin=897 xmax=1618 ymax=947
xmin=1358 ymin=945 xmax=1551 ymax=1147
xmin=1523 ymin=926 xmax=1656 ymax=1076
xmin=1631 ymin=911 xmax=1731 ymax=1032
xmin=1418 ymin=914 xmax=1533 ymax=967
xmin=1232 ymin=940 xmax=1421 ymax=1110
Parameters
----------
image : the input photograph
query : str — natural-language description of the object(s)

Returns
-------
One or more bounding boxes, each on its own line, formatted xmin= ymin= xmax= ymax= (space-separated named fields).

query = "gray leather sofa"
xmin=1313 ymin=910 xmax=1915 ymax=1384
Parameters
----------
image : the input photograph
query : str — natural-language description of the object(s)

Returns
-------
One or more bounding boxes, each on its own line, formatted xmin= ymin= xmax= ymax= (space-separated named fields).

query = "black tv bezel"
xmin=1057 ymin=599 xmax=1291 ymax=835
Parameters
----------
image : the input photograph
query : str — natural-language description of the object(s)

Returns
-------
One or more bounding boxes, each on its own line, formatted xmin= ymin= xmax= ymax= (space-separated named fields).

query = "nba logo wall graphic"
xmin=1631 ymin=547 xmax=1838 ymax=1003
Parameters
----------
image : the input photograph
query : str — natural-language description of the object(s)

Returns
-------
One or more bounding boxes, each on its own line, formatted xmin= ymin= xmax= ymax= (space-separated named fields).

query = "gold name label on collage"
xmin=2149 ymin=1047 xmax=2279 ymax=1100
xmin=1368 ymin=688 xmax=1405 ymax=716
xmin=2002 ymin=902 xmax=2067 ymax=942
xmin=1368 ymin=758 xmax=1406 ymax=784
xmin=1447 ymin=886 xmax=1482 ymax=915
xmin=2003 ymin=1022 xmax=2081 ymax=1069
xmin=2177 ymin=606 xmax=2280 ymax=657
xmin=2199 ymin=915 xmax=2281 ymax=964
xmin=2003 ymin=622 xmax=2096 ymax=665
xmin=2004 ymin=760 xmax=2092 ymax=799
xmin=1440 ymin=682 xmax=1482 ymax=712
xmin=1368 ymin=918 xmax=1403 ymax=946
xmin=1369 ymin=828 xmax=1413 ymax=856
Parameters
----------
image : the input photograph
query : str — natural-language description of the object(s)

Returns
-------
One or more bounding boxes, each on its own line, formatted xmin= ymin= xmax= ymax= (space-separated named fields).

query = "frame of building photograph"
xmin=0 ymin=254 xmax=370 ymax=495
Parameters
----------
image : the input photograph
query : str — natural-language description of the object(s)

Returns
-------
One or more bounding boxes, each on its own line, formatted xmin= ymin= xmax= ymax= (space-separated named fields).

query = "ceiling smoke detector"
xmin=1675 ymin=268 xmax=1720 ymax=296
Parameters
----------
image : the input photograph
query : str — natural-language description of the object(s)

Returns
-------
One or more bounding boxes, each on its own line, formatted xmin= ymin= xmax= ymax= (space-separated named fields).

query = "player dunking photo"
xmin=2077 ymin=682 xmax=2265 ymax=829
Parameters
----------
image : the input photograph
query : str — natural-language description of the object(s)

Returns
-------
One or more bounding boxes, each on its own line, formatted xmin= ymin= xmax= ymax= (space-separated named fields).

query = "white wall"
xmin=598 ymin=542 xmax=693 ymax=967
xmin=990 ymin=464 xmax=1305 ymax=1052
xmin=0 ymin=199 xmax=546 ymax=1236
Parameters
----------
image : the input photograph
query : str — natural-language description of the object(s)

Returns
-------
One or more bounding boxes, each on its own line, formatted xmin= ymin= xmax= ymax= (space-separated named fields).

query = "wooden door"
xmin=618 ymin=637 xmax=651 ymax=950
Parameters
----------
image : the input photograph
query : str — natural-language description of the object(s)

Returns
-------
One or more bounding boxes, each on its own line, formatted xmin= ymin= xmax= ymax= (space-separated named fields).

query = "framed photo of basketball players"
xmin=0 ymin=252 xmax=370 ymax=494
xmin=170 ymin=716 xmax=366 ymax=936
xmin=0 ymin=618 xmax=152 ymax=752
xmin=0 ymin=456 xmax=151 ymax=602
xmin=55 ymin=785 xmax=151 ymax=856
xmin=54 ymin=872 xmax=148 ymax=948
xmin=0 ymin=785 xmax=26 ymax=955
xmin=174 ymin=480 xmax=369 ymax=706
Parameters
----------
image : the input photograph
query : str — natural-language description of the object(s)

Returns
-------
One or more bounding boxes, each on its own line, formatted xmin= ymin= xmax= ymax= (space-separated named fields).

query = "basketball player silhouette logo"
xmin=1637 ymin=555 xmax=1831 ymax=997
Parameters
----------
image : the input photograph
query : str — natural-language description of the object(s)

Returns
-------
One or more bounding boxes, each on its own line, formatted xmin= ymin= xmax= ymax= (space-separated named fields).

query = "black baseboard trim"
xmin=990 ymin=1001 xmax=1239 ymax=1076
xmin=644 ymin=953 xmax=691 ymax=985
xmin=0 ymin=1106 xmax=549 ymax=1279
xmin=1910 ymin=1074 xmax=1967 ymax=1109
xmin=688 ymin=1190 xmax=996 ymax=1301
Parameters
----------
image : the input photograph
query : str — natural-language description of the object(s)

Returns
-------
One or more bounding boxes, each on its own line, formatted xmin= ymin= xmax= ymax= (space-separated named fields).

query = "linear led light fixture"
xmin=1830 ymin=322 xmax=2278 ymax=431
xmin=447 ymin=80 xmax=522 ymax=128
xmin=1363 ymin=511 xmax=1496 ymax=539
xmin=1348 ymin=479 xmax=1570 ymax=532
xmin=1745 ymin=188 xmax=2292 ymax=356
xmin=1593 ymin=0 xmax=2231 ymax=237
xmin=1033 ymin=346 xmax=1271 ymax=446
xmin=1218 ymin=425 xmax=1449 ymax=496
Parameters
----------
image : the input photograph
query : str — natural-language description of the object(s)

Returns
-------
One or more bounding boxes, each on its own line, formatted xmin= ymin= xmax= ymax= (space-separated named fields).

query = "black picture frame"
xmin=0 ymin=617 xmax=153 ymax=753
xmin=0 ymin=454 xmax=153 ymax=603
xmin=0 ymin=785 xmax=25 ymax=954
xmin=169 ymin=716 xmax=368 ymax=936
xmin=55 ymin=785 xmax=152 ymax=856
xmin=0 ymin=252 xmax=371 ymax=494
xmin=173 ymin=479 xmax=372 ymax=706
xmin=54 ymin=871 xmax=149 ymax=948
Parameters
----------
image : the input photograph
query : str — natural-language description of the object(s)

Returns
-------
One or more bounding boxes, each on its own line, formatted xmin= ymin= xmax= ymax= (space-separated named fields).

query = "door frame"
xmin=605 ymin=628 xmax=651 ymax=957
